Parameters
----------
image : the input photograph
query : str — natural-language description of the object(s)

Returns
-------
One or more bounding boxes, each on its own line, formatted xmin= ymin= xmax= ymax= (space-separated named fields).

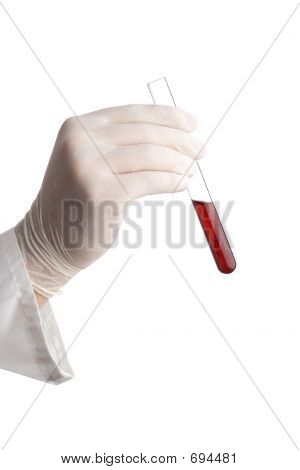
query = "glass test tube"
xmin=147 ymin=77 xmax=236 ymax=274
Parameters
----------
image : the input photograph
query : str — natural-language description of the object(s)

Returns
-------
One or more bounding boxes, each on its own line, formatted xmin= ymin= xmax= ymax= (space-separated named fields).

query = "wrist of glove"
xmin=15 ymin=195 xmax=80 ymax=297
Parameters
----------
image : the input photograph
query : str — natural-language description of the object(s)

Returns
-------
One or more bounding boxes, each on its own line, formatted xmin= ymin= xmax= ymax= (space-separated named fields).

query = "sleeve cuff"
xmin=0 ymin=228 xmax=74 ymax=385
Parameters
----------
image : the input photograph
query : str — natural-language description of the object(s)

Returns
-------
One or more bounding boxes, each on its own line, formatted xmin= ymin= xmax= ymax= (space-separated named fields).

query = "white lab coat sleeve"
xmin=0 ymin=228 xmax=74 ymax=385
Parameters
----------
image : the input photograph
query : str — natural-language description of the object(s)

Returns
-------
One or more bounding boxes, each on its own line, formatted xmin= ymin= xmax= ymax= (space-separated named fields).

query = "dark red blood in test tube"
xmin=192 ymin=200 xmax=236 ymax=274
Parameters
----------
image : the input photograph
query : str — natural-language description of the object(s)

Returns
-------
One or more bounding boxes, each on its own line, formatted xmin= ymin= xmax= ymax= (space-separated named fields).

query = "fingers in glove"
xmin=107 ymin=144 xmax=199 ymax=177
xmin=93 ymin=123 xmax=205 ymax=159
xmin=118 ymin=171 xmax=193 ymax=199
xmin=81 ymin=104 xmax=199 ymax=133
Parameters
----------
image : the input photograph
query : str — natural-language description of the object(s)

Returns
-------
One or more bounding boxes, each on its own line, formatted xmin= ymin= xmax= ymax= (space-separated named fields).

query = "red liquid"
xmin=192 ymin=200 xmax=236 ymax=274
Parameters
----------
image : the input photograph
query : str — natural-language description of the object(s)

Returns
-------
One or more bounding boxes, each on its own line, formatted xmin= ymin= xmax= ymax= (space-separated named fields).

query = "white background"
xmin=0 ymin=0 xmax=300 ymax=468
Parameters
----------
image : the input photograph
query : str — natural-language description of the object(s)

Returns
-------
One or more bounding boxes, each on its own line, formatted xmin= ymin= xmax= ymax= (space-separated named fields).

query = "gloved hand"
xmin=15 ymin=104 xmax=203 ymax=298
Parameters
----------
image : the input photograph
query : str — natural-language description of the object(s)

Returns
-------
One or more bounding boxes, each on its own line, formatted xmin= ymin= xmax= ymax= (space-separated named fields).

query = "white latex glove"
xmin=15 ymin=105 xmax=203 ymax=297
